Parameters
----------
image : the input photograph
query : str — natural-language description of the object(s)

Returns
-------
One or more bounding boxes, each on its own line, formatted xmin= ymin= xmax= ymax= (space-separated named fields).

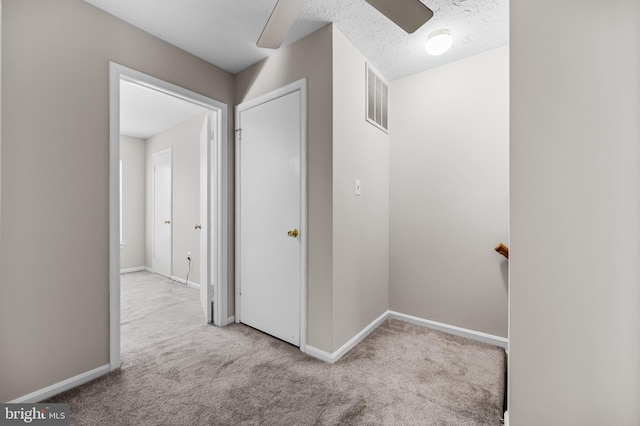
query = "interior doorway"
xmin=109 ymin=63 xmax=229 ymax=372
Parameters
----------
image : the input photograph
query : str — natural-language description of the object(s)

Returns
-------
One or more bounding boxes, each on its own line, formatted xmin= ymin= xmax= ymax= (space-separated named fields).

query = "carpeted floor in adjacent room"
xmin=47 ymin=271 xmax=506 ymax=425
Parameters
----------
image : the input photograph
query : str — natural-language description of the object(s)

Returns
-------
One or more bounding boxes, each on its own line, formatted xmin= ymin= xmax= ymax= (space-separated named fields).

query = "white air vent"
xmin=366 ymin=63 xmax=389 ymax=133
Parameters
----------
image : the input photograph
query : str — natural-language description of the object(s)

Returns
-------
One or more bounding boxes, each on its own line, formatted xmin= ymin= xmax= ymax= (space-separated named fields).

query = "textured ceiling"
xmin=84 ymin=0 xmax=507 ymax=81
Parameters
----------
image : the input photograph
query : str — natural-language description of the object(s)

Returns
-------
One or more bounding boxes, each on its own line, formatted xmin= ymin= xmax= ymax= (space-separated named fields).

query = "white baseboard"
xmin=503 ymin=410 xmax=509 ymax=425
xmin=120 ymin=266 xmax=145 ymax=274
xmin=331 ymin=311 xmax=388 ymax=363
xmin=304 ymin=310 xmax=388 ymax=364
xmin=304 ymin=310 xmax=508 ymax=364
xmin=388 ymin=311 xmax=508 ymax=349
xmin=223 ymin=316 xmax=235 ymax=326
xmin=170 ymin=275 xmax=199 ymax=289
xmin=144 ymin=266 xmax=153 ymax=273
xmin=303 ymin=345 xmax=334 ymax=363
xmin=9 ymin=364 xmax=110 ymax=403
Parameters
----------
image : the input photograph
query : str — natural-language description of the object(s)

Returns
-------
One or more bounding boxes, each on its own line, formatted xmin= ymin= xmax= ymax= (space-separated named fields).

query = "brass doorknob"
xmin=195 ymin=224 xmax=202 ymax=230
xmin=164 ymin=220 xmax=171 ymax=224
xmin=287 ymin=229 xmax=299 ymax=238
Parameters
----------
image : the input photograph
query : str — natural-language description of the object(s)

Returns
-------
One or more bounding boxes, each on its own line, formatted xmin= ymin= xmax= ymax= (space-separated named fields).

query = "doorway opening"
xmin=109 ymin=63 xmax=228 ymax=371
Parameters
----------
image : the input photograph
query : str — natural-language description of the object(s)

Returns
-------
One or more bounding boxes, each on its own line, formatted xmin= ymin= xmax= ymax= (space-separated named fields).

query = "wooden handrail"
xmin=494 ymin=243 xmax=509 ymax=260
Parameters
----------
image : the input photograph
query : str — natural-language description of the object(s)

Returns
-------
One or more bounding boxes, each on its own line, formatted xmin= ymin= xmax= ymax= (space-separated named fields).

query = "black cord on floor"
xmin=185 ymin=256 xmax=191 ymax=286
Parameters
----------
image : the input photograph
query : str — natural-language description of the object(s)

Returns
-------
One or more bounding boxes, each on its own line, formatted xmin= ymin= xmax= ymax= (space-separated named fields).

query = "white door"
xmin=237 ymin=88 xmax=303 ymax=346
xmin=199 ymin=114 xmax=214 ymax=323
xmin=153 ymin=148 xmax=172 ymax=277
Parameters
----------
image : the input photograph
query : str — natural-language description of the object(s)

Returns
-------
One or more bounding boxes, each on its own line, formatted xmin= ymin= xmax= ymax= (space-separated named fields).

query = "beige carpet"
xmin=47 ymin=271 xmax=506 ymax=425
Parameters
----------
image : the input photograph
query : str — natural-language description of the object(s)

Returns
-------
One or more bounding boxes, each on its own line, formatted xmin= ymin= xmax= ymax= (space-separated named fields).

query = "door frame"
xmin=234 ymin=78 xmax=308 ymax=351
xmin=109 ymin=62 xmax=229 ymax=371
xmin=151 ymin=147 xmax=173 ymax=277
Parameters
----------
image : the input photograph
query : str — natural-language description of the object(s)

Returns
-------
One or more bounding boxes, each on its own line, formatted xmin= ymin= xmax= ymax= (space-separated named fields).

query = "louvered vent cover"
xmin=366 ymin=63 xmax=389 ymax=133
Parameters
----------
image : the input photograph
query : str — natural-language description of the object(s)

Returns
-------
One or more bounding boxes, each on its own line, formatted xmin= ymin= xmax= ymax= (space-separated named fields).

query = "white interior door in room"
xmin=236 ymin=80 xmax=307 ymax=347
xmin=152 ymin=148 xmax=172 ymax=278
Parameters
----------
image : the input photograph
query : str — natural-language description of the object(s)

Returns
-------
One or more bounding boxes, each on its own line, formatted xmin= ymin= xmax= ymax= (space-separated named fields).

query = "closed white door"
xmin=153 ymin=148 xmax=172 ymax=278
xmin=237 ymin=89 xmax=302 ymax=346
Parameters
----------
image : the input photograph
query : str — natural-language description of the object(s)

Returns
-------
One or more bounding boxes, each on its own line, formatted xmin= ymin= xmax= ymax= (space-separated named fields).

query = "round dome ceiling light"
xmin=425 ymin=29 xmax=453 ymax=56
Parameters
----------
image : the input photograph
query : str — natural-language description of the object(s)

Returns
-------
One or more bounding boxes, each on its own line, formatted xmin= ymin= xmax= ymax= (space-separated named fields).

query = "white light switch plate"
xmin=355 ymin=179 xmax=362 ymax=196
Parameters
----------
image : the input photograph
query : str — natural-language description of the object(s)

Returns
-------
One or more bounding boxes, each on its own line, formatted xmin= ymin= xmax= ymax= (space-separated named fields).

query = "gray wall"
xmin=120 ymin=136 xmax=145 ymax=270
xmin=235 ymin=25 xmax=334 ymax=352
xmin=510 ymin=0 xmax=640 ymax=423
xmin=235 ymin=25 xmax=392 ymax=353
xmin=0 ymin=0 xmax=234 ymax=402
xmin=145 ymin=114 xmax=206 ymax=285
xmin=332 ymin=27 xmax=389 ymax=350
xmin=389 ymin=46 xmax=509 ymax=338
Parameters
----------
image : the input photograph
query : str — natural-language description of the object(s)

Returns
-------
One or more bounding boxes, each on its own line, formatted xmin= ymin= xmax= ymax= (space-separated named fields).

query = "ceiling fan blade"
xmin=257 ymin=0 xmax=304 ymax=49
xmin=365 ymin=0 xmax=434 ymax=34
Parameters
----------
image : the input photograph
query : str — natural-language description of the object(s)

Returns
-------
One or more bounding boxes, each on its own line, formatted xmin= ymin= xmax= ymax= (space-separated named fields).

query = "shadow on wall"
xmin=234 ymin=59 xmax=267 ymax=103
xmin=499 ymin=259 xmax=508 ymax=291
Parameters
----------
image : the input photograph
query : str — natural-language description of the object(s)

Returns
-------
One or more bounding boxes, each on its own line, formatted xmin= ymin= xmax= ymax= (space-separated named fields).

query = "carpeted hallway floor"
xmin=47 ymin=271 xmax=506 ymax=425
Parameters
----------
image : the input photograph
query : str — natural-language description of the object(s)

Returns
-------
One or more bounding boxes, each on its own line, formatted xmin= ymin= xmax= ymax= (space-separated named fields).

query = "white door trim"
xmin=235 ymin=78 xmax=308 ymax=352
xmin=109 ymin=62 xmax=229 ymax=371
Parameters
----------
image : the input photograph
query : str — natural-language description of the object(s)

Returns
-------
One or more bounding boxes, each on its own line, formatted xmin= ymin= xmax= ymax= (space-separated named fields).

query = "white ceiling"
xmin=84 ymin=0 xmax=508 ymax=81
xmin=120 ymin=80 xmax=208 ymax=139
